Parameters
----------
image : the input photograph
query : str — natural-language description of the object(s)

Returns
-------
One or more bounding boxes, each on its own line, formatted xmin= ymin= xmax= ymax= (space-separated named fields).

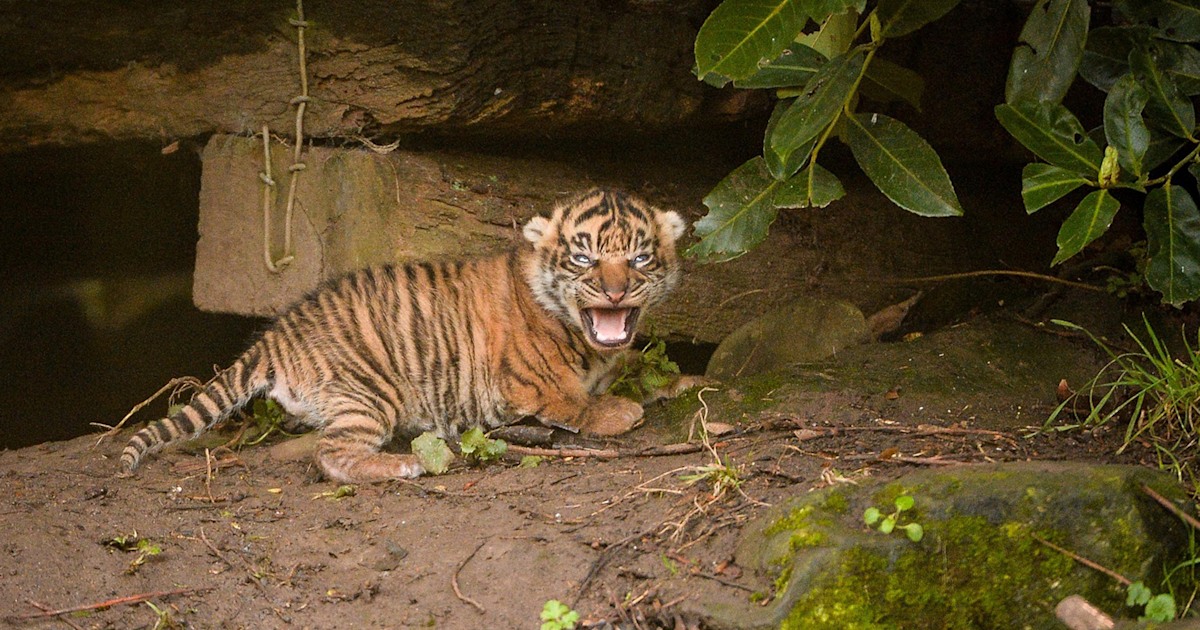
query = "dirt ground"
xmin=0 ymin=311 xmax=1152 ymax=630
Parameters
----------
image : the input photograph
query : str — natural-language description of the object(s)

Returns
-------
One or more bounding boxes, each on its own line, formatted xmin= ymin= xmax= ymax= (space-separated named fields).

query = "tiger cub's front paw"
xmin=578 ymin=395 xmax=644 ymax=436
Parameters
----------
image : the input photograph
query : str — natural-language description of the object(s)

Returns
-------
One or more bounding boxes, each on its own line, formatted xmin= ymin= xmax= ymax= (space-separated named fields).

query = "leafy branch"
xmin=690 ymin=0 xmax=964 ymax=262
xmin=693 ymin=0 xmax=1200 ymax=306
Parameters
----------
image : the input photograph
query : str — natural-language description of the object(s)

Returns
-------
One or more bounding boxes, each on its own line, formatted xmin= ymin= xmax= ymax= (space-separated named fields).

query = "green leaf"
xmin=1022 ymin=163 xmax=1089 ymax=213
xmin=1127 ymin=581 xmax=1153 ymax=607
xmin=460 ymin=427 xmax=507 ymax=462
xmin=688 ymin=158 xmax=784 ymax=262
xmin=863 ymin=507 xmax=881 ymax=525
xmin=1005 ymin=0 xmax=1090 ymax=104
xmin=995 ymin=101 xmax=1104 ymax=174
xmin=1104 ymin=73 xmax=1151 ymax=178
xmin=411 ymin=432 xmax=453 ymax=475
xmin=879 ymin=516 xmax=896 ymax=534
xmin=765 ymin=99 xmax=814 ymax=179
xmin=805 ymin=0 xmax=866 ymax=20
xmin=862 ymin=57 xmax=925 ymax=110
xmin=519 ymin=455 xmax=544 ymax=468
xmin=1051 ymin=189 xmax=1120 ymax=265
xmin=1146 ymin=130 xmax=1189 ymax=171
xmin=734 ymin=43 xmax=827 ymax=89
xmin=695 ymin=0 xmax=810 ymax=85
xmin=1132 ymin=45 xmax=1197 ymax=139
xmin=1161 ymin=40 xmax=1200 ymax=94
xmin=902 ymin=522 xmax=924 ymax=542
xmin=688 ymin=156 xmax=844 ymax=261
xmin=769 ymin=51 xmax=865 ymax=170
xmin=844 ymin=112 xmax=963 ymax=217
xmin=1080 ymin=26 xmax=1156 ymax=92
xmin=1143 ymin=593 xmax=1177 ymax=622
xmin=1145 ymin=184 xmax=1200 ymax=305
xmin=893 ymin=495 xmax=915 ymax=511
xmin=875 ymin=0 xmax=963 ymax=38
xmin=784 ymin=163 xmax=845 ymax=208
xmin=1159 ymin=0 xmax=1200 ymax=43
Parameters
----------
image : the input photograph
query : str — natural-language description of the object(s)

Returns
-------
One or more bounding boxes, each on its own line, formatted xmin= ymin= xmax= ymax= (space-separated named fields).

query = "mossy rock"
xmin=701 ymin=462 xmax=1195 ymax=629
xmin=705 ymin=299 xmax=867 ymax=381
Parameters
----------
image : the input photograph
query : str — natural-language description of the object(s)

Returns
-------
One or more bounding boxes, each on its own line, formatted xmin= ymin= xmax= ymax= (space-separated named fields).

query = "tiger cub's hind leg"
xmin=314 ymin=407 xmax=425 ymax=483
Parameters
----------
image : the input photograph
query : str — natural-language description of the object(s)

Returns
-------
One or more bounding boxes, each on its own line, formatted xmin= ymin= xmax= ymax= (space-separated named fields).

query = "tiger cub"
xmin=121 ymin=189 xmax=688 ymax=482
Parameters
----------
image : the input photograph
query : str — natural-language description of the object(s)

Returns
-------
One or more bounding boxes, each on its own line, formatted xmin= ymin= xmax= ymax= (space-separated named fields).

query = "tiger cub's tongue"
xmin=590 ymin=308 xmax=630 ymax=343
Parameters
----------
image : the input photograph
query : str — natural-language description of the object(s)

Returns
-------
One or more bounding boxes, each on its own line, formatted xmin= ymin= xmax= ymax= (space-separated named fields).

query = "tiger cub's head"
xmin=522 ymin=189 xmax=687 ymax=351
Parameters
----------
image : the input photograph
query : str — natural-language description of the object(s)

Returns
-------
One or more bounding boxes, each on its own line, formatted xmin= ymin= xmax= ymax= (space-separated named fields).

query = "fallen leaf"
xmin=704 ymin=422 xmax=735 ymax=436
xmin=885 ymin=387 xmax=902 ymax=400
xmin=866 ymin=292 xmax=923 ymax=339
xmin=794 ymin=428 xmax=824 ymax=441
xmin=1056 ymin=379 xmax=1073 ymax=401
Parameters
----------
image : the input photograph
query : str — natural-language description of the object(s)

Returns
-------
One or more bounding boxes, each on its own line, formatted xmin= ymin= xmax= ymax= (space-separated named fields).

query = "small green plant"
xmin=540 ymin=599 xmax=579 ymax=630
xmin=459 ymin=427 xmax=507 ymax=464
xmin=312 ymin=484 xmax=356 ymax=500
xmin=412 ymin=432 xmax=454 ymax=475
xmin=863 ymin=495 xmax=924 ymax=542
xmin=660 ymin=552 xmax=680 ymax=577
xmin=519 ymin=455 xmax=544 ymax=468
xmin=144 ymin=600 xmax=179 ymax=630
xmin=680 ymin=459 xmax=743 ymax=499
xmin=609 ymin=335 xmax=680 ymax=401
xmin=240 ymin=399 xmax=300 ymax=446
xmin=1049 ymin=318 xmax=1200 ymax=491
xmin=1126 ymin=580 xmax=1177 ymax=622
xmin=104 ymin=533 xmax=163 ymax=574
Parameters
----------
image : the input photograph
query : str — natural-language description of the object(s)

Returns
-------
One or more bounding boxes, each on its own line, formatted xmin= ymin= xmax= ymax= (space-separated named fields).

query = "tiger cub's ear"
xmin=657 ymin=210 xmax=687 ymax=242
xmin=523 ymin=215 xmax=551 ymax=244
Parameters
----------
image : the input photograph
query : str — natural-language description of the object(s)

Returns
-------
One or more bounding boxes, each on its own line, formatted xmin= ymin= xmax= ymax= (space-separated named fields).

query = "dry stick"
xmin=573 ymin=521 xmax=664 ymax=608
xmin=24 ymin=600 xmax=84 ymax=630
xmin=887 ymin=270 xmax=1104 ymax=293
xmin=693 ymin=572 xmax=756 ymax=593
xmin=1141 ymin=483 xmax=1200 ymax=532
xmin=7 ymin=589 xmax=196 ymax=621
xmin=197 ymin=527 xmax=237 ymax=570
xmin=839 ymin=453 xmax=968 ymax=466
xmin=507 ymin=442 xmax=703 ymax=460
xmin=92 ymin=376 xmax=204 ymax=444
xmin=452 ymin=540 xmax=488 ymax=614
xmin=1031 ymin=534 xmax=1131 ymax=586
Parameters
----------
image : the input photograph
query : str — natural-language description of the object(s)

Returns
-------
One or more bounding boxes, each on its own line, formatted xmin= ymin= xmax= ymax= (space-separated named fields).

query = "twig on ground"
xmin=452 ymin=539 xmax=488 ymax=613
xmin=91 ymin=376 xmax=204 ymax=445
xmin=839 ymin=453 xmax=970 ymax=466
xmin=1032 ymin=534 xmax=1131 ymax=586
xmin=694 ymin=572 xmax=756 ymax=592
xmin=24 ymin=600 xmax=84 ymax=630
xmin=574 ymin=525 xmax=658 ymax=608
xmin=1141 ymin=484 xmax=1200 ymax=532
xmin=506 ymin=442 xmax=703 ymax=460
xmin=794 ymin=424 xmax=1016 ymax=443
xmin=197 ymin=527 xmax=237 ymax=570
xmin=170 ymin=452 xmax=246 ymax=475
xmin=7 ymin=589 xmax=197 ymax=621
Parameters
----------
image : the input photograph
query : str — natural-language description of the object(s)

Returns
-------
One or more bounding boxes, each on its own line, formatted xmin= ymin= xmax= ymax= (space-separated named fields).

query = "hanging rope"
xmin=260 ymin=0 xmax=310 ymax=273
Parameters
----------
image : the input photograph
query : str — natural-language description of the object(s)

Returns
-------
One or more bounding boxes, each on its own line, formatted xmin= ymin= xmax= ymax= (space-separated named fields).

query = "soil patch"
xmin=0 ymin=313 xmax=1157 ymax=629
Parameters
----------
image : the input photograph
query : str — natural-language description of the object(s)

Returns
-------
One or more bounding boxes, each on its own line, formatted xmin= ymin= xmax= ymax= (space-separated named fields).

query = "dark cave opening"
xmin=0 ymin=141 xmax=258 ymax=450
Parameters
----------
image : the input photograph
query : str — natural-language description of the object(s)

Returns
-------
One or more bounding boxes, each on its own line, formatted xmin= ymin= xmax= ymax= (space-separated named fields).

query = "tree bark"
xmin=0 ymin=0 xmax=754 ymax=153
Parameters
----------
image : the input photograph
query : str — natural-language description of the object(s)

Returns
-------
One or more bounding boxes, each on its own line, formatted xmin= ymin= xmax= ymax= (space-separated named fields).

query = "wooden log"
xmin=0 ymin=0 xmax=751 ymax=152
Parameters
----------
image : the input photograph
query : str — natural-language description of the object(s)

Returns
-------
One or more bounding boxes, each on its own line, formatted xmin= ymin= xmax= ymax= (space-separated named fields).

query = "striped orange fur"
xmin=120 ymin=189 xmax=687 ymax=482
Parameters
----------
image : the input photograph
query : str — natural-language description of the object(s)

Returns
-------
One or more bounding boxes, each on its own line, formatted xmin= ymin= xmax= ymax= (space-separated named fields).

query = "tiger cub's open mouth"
xmin=581 ymin=307 xmax=640 ymax=348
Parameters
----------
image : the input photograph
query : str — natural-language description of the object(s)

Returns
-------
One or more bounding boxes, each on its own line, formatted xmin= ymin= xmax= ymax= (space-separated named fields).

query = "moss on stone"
xmin=781 ymin=515 xmax=1083 ymax=629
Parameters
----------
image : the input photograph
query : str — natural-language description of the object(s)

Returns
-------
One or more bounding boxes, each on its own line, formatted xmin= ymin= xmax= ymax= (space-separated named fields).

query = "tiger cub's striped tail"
xmin=120 ymin=346 xmax=270 ymax=474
